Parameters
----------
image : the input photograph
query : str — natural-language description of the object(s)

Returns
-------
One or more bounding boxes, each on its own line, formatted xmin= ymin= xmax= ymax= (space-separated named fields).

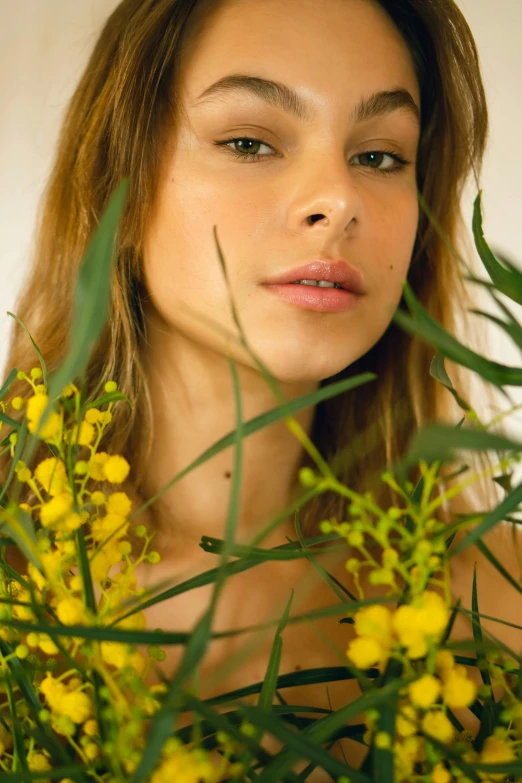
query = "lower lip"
xmin=262 ymin=283 xmax=362 ymax=313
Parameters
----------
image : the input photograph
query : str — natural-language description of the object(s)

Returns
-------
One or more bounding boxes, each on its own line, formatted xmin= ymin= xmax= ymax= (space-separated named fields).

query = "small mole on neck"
xmin=224 ymin=471 xmax=231 ymax=479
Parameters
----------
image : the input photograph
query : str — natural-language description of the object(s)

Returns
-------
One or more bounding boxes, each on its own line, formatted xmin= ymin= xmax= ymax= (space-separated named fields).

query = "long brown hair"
xmin=1 ymin=0 xmax=500 ymax=534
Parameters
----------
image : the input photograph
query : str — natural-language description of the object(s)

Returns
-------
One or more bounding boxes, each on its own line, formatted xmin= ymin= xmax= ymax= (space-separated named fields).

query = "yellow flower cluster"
xmin=346 ymin=591 xmax=449 ymax=670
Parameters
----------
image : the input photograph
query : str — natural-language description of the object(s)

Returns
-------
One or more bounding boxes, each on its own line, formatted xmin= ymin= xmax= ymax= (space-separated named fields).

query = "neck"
xmin=139 ymin=311 xmax=318 ymax=567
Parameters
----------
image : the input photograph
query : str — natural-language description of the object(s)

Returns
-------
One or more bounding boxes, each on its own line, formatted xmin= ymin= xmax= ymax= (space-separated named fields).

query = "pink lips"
xmin=261 ymin=259 xmax=366 ymax=313
xmin=263 ymin=259 xmax=366 ymax=295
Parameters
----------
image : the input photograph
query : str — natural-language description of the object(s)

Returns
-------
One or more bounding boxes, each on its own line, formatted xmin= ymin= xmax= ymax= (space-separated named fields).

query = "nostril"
xmin=307 ymin=214 xmax=325 ymax=226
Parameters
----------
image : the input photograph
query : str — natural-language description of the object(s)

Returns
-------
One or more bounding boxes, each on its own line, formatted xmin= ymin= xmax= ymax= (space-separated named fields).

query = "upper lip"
xmin=263 ymin=259 xmax=366 ymax=295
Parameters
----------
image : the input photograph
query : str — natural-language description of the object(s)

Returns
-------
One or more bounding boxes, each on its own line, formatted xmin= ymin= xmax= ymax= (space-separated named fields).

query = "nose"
xmin=290 ymin=159 xmax=364 ymax=236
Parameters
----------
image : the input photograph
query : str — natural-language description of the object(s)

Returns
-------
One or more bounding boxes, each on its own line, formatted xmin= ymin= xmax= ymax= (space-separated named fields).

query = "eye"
xmin=214 ymin=136 xmax=279 ymax=163
xmin=214 ymin=135 xmax=412 ymax=175
xmin=352 ymin=150 xmax=412 ymax=176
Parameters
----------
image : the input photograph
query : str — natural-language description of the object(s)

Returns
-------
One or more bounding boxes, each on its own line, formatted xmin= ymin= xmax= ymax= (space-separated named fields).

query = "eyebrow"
xmin=193 ymin=73 xmax=421 ymax=126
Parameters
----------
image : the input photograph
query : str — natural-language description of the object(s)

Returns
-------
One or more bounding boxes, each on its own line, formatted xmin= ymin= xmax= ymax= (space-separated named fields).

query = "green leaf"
xmin=469 ymin=309 xmax=522 ymax=354
xmin=46 ymin=179 xmax=129 ymax=402
xmin=471 ymin=566 xmax=495 ymax=749
xmin=4 ymin=672 xmax=29 ymax=775
xmin=182 ymin=691 xmax=301 ymax=779
xmin=430 ymin=352 xmax=471 ymax=411
xmin=472 ymin=191 xmax=522 ymax=305
xmin=0 ymin=418 xmax=28 ymax=505
xmin=403 ymin=423 xmax=522 ymax=466
xmin=474 ymin=537 xmax=522 ymax=597
xmin=393 ymin=280 xmax=522 ymax=387
xmin=199 ymin=534 xmax=346 ymax=561
xmin=1 ymin=617 xmax=190 ymax=646
xmin=0 ymin=411 xmax=20 ymax=431
xmin=0 ymin=367 xmax=18 ymax=401
xmin=238 ymin=701 xmax=367 ymax=783
xmin=131 ymin=609 xmax=213 ymax=783
xmin=211 ymin=356 xmax=244 ymax=604
xmin=7 ymin=313 xmax=48 ymax=387
xmin=84 ymin=391 xmax=131 ymax=409
xmin=259 ymin=591 xmax=294 ymax=712
xmin=450 ymin=480 xmax=522 ymax=558
xmin=131 ymin=372 xmax=376 ymax=521
xmin=0 ymin=638 xmax=72 ymax=765
xmin=0 ymin=765 xmax=86 ymax=782
xmin=372 ymin=659 xmax=400 ymax=783
xmin=239 ymin=590 xmax=295 ymax=772
xmin=0 ymin=503 xmax=42 ymax=573
xmin=254 ymin=679 xmax=405 ymax=783
xmin=75 ymin=526 xmax=96 ymax=615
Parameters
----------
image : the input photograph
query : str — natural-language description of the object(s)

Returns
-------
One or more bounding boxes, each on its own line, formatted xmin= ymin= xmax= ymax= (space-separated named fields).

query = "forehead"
xmin=180 ymin=0 xmax=421 ymax=112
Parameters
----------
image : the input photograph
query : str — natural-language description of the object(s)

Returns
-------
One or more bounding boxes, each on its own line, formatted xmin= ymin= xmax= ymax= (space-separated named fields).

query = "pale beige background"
xmin=1 ymin=1 xmax=521 ymax=428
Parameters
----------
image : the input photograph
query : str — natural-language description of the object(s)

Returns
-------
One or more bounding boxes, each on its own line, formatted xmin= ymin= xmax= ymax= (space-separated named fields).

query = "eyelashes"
xmin=214 ymin=136 xmax=413 ymax=176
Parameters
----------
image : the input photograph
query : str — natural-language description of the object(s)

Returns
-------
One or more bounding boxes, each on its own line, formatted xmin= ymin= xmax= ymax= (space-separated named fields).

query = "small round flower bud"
xmin=74 ymin=461 xmax=89 ymax=476
xmin=147 ymin=551 xmax=161 ymax=564
xmin=135 ymin=525 xmax=147 ymax=538
xmin=11 ymin=396 xmax=24 ymax=410
xmin=345 ymin=558 xmax=360 ymax=573
xmin=319 ymin=520 xmax=332 ymax=534
xmin=374 ymin=731 xmax=392 ymax=750
xmin=15 ymin=644 xmax=29 ymax=659
xmin=30 ymin=368 xmax=43 ymax=380
xmin=298 ymin=467 xmax=317 ymax=487
xmin=16 ymin=371 xmax=27 ymax=381
xmin=104 ymin=381 xmax=118 ymax=393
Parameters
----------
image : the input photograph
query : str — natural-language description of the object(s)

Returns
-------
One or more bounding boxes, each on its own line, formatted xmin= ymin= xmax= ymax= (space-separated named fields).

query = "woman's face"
xmin=143 ymin=0 xmax=421 ymax=384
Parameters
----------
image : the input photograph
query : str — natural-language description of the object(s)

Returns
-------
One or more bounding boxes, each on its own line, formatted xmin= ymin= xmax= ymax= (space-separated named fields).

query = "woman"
xmin=2 ymin=0 xmax=520 ymax=776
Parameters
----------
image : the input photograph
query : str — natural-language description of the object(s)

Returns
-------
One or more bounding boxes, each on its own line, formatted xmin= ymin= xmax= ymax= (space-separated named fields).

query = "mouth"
xmin=263 ymin=259 xmax=366 ymax=296
xmin=262 ymin=280 xmax=362 ymax=313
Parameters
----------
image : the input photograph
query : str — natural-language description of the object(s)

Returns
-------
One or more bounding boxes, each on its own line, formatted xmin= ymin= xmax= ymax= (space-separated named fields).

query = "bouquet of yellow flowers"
xmin=1 ymin=182 xmax=522 ymax=783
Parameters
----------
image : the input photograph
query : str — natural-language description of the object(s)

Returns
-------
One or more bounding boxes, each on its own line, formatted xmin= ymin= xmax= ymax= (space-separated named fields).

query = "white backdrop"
xmin=1 ymin=0 xmax=521 ymax=424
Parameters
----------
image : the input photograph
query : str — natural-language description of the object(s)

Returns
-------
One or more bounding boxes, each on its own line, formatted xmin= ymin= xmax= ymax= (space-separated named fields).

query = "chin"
xmin=254 ymin=348 xmax=357 ymax=386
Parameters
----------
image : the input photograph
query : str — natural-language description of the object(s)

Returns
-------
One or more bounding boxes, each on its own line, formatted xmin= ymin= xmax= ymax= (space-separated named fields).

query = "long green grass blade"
xmin=0 ymin=418 xmax=28 ymax=505
xmin=211 ymin=356 xmax=243 ymax=604
xmin=403 ymin=422 xmax=521 ymax=466
xmin=2 ymin=617 xmax=190 ymax=646
xmin=4 ymin=673 xmax=28 ymax=775
xmin=472 ymin=191 xmax=522 ymax=305
xmin=131 ymin=373 xmax=375 ymax=521
xmin=131 ymin=610 xmax=212 ymax=783
xmin=471 ymin=566 xmax=495 ymax=749
xmin=200 ymin=535 xmax=346 ymax=561
xmin=238 ymin=702 xmax=366 ymax=782
xmin=0 ymin=638 xmax=71 ymax=765
xmin=182 ymin=691 xmax=302 ymax=781
xmin=202 ymin=666 xmax=363 ymax=709
xmin=0 ymin=766 xmax=87 ymax=782
xmin=259 ymin=591 xmax=294 ymax=712
xmin=430 ymin=352 xmax=471 ymax=411
xmin=254 ymin=679 xmax=405 ymax=782
xmin=0 ymin=368 xmax=18 ymax=401
xmin=7 ymin=313 xmax=48 ymax=387
xmin=0 ymin=411 xmax=20 ymax=431
xmin=469 ymin=309 xmax=522 ymax=354
xmin=474 ymin=537 xmax=522 ymax=596
xmin=46 ymin=180 xmax=129 ymax=402
xmin=450 ymin=480 xmax=522 ymax=558
xmin=0 ymin=504 xmax=42 ymax=573
xmin=393 ymin=281 xmax=522 ymax=387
